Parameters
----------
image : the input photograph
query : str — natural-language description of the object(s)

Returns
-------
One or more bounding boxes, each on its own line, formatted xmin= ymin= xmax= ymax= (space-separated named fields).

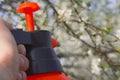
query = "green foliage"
xmin=101 ymin=61 xmax=109 ymax=68
xmin=104 ymin=26 xmax=112 ymax=33
xmin=77 ymin=0 xmax=82 ymax=6
xmin=86 ymin=1 xmax=91 ymax=7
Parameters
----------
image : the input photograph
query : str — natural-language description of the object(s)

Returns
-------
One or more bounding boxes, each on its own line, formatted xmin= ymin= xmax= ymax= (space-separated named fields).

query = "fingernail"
xmin=20 ymin=55 xmax=29 ymax=71
xmin=20 ymin=56 xmax=25 ymax=69
xmin=16 ymin=72 xmax=22 ymax=80
xmin=22 ymin=71 xmax=27 ymax=80
xmin=17 ymin=71 xmax=27 ymax=80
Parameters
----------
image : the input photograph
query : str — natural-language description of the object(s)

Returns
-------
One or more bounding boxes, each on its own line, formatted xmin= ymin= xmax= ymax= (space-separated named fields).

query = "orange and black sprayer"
xmin=11 ymin=2 xmax=70 ymax=80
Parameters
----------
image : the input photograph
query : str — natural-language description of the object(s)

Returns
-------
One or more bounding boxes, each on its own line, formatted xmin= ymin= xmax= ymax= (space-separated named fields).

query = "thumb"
xmin=0 ymin=18 xmax=19 ymax=80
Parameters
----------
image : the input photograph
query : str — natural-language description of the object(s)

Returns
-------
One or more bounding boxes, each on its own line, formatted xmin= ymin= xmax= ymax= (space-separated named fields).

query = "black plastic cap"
xmin=11 ymin=29 xmax=52 ymax=47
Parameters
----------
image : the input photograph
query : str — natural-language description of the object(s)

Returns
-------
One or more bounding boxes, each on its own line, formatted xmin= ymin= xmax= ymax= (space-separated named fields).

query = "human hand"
xmin=0 ymin=18 xmax=29 ymax=80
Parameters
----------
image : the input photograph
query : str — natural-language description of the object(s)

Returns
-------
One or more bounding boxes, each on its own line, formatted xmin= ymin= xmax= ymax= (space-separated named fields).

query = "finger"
xmin=17 ymin=71 xmax=27 ymax=80
xmin=18 ymin=44 xmax=26 ymax=56
xmin=19 ymin=54 xmax=29 ymax=71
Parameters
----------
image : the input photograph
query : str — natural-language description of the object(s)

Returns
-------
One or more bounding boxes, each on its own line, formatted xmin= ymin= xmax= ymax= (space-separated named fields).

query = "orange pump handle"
xmin=17 ymin=2 xmax=40 ymax=31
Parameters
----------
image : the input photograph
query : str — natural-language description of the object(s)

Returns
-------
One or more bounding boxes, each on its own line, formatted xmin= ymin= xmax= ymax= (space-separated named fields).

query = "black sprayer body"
xmin=11 ymin=29 xmax=70 ymax=80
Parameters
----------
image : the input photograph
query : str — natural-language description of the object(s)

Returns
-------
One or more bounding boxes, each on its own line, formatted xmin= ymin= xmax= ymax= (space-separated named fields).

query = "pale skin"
xmin=0 ymin=18 xmax=29 ymax=80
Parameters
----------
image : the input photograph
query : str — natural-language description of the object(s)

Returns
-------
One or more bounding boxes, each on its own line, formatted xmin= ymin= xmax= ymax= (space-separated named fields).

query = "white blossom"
xmin=57 ymin=8 xmax=72 ymax=21
xmin=91 ymin=57 xmax=101 ymax=75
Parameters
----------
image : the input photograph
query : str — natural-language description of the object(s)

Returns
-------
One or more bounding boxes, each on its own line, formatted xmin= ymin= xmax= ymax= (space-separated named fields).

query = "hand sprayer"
xmin=11 ymin=2 xmax=70 ymax=80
